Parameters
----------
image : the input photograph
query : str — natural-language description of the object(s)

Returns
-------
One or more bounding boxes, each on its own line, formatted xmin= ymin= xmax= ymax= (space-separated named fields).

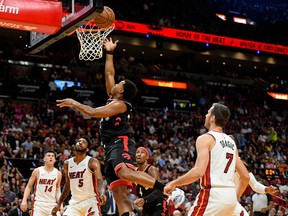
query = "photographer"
xmin=0 ymin=151 xmax=7 ymax=192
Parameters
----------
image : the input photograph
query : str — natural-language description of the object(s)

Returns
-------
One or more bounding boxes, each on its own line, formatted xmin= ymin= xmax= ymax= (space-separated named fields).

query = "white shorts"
xmin=32 ymin=201 xmax=60 ymax=216
xmin=63 ymin=197 xmax=100 ymax=216
xmin=188 ymin=187 xmax=237 ymax=216
xmin=232 ymin=202 xmax=249 ymax=216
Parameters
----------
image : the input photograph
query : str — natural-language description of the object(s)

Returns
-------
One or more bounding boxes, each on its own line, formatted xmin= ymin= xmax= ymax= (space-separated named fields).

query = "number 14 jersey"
xmin=34 ymin=166 xmax=58 ymax=203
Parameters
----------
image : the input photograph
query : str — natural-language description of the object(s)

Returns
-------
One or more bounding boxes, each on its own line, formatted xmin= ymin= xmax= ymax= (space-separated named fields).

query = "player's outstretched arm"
xmin=249 ymin=172 xmax=278 ymax=195
xmin=103 ymin=37 xmax=118 ymax=97
xmin=20 ymin=169 xmax=38 ymax=212
xmin=56 ymin=98 xmax=126 ymax=118
xmin=52 ymin=161 xmax=70 ymax=216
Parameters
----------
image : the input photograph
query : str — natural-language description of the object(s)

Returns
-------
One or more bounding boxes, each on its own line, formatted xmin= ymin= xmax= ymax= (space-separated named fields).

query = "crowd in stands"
xmin=0 ymin=53 xmax=287 ymax=215
xmin=210 ymin=0 xmax=288 ymax=24
xmin=104 ymin=0 xmax=288 ymax=45
xmin=0 ymin=1 xmax=287 ymax=216
xmin=2 ymin=0 xmax=288 ymax=62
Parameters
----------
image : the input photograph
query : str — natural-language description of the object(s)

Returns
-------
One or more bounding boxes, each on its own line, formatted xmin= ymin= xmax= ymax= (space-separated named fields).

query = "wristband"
xmin=106 ymin=51 xmax=114 ymax=55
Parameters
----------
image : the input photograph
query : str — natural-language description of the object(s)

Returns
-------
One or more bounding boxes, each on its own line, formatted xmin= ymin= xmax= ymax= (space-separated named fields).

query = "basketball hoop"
xmin=76 ymin=21 xmax=114 ymax=61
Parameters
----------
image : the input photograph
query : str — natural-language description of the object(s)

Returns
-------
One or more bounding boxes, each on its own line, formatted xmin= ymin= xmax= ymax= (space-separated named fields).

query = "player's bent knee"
xmin=117 ymin=168 xmax=134 ymax=181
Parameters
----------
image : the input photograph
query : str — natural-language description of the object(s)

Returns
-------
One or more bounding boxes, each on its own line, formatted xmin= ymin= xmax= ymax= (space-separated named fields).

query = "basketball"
xmin=94 ymin=6 xmax=115 ymax=29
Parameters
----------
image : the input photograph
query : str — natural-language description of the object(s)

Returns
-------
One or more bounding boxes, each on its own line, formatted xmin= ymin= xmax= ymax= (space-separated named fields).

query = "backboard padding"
xmin=29 ymin=0 xmax=103 ymax=54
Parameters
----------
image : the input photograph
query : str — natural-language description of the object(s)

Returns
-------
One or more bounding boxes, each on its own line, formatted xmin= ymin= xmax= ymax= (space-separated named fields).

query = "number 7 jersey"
xmin=34 ymin=166 xmax=59 ymax=203
xmin=204 ymin=131 xmax=237 ymax=189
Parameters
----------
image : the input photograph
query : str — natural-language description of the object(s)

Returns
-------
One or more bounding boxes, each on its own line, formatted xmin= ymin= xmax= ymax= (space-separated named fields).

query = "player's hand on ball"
xmin=265 ymin=185 xmax=279 ymax=195
xmin=164 ymin=182 xmax=175 ymax=196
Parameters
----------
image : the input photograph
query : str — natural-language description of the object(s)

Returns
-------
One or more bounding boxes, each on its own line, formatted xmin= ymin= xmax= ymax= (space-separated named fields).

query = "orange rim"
xmin=67 ymin=23 xmax=114 ymax=36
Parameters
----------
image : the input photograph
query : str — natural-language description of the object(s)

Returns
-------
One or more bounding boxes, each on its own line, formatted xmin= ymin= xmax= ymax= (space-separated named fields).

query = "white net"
xmin=76 ymin=22 xmax=114 ymax=61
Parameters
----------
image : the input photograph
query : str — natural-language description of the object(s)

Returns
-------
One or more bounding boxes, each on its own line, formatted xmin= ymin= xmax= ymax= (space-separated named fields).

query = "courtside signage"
xmin=114 ymin=20 xmax=288 ymax=55
xmin=0 ymin=0 xmax=19 ymax=14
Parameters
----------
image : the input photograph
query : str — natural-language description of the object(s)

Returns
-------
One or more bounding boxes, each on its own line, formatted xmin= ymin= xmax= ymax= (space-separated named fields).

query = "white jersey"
xmin=67 ymin=155 xmax=98 ymax=204
xmin=203 ymin=131 xmax=237 ymax=188
xmin=34 ymin=166 xmax=58 ymax=203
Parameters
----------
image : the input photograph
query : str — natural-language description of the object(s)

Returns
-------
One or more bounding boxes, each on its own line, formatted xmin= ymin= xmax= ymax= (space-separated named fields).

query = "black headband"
xmin=79 ymin=135 xmax=92 ymax=148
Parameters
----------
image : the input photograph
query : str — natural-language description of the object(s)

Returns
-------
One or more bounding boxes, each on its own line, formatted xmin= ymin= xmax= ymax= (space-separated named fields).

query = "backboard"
xmin=28 ymin=0 xmax=104 ymax=54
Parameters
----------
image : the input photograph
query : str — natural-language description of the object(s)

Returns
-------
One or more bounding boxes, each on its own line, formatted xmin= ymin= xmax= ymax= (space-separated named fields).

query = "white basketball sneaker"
xmin=168 ymin=188 xmax=186 ymax=209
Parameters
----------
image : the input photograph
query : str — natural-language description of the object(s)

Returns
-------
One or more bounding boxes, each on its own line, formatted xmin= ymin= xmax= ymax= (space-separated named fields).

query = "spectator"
xmin=44 ymin=132 xmax=56 ymax=146
xmin=15 ymin=146 xmax=27 ymax=158
xmin=7 ymin=199 xmax=29 ymax=216
xmin=8 ymin=168 xmax=23 ymax=183
xmin=0 ymin=151 xmax=7 ymax=191
xmin=250 ymin=191 xmax=273 ymax=216
xmin=21 ymin=137 xmax=33 ymax=152
xmin=156 ymin=153 xmax=166 ymax=168
xmin=2 ymin=183 xmax=16 ymax=204
xmin=16 ymin=185 xmax=25 ymax=200
xmin=0 ymin=203 xmax=8 ymax=216
xmin=169 ymin=152 xmax=181 ymax=166
xmin=276 ymin=207 xmax=285 ymax=216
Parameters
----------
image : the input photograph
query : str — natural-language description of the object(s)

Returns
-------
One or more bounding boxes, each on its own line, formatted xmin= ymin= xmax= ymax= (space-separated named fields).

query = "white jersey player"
xmin=21 ymin=150 xmax=62 ymax=216
xmin=52 ymin=136 xmax=106 ymax=216
xmin=164 ymin=103 xmax=250 ymax=216
xmin=233 ymin=164 xmax=279 ymax=216
xmin=66 ymin=155 xmax=99 ymax=204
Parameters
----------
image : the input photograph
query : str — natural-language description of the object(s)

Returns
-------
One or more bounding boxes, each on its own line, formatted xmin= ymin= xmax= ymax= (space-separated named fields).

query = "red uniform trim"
xmin=109 ymin=179 xmax=133 ymax=190
xmin=191 ymin=153 xmax=211 ymax=216
xmin=92 ymin=174 xmax=102 ymax=215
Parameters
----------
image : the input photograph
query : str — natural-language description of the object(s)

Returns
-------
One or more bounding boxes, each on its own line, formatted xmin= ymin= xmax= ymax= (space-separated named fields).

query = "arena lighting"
xmin=113 ymin=20 xmax=288 ymax=55
xmin=7 ymin=60 xmax=32 ymax=66
xmin=233 ymin=17 xmax=248 ymax=24
xmin=267 ymin=92 xmax=288 ymax=100
xmin=216 ymin=13 xmax=226 ymax=21
xmin=141 ymin=78 xmax=187 ymax=89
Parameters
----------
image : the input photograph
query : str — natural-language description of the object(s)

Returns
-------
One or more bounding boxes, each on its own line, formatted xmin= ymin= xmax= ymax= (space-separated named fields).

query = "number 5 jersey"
xmin=67 ymin=155 xmax=99 ymax=204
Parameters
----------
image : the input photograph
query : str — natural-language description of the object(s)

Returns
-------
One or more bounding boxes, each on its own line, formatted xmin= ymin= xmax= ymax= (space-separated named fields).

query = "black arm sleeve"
xmin=143 ymin=190 xmax=163 ymax=204
xmin=267 ymin=194 xmax=273 ymax=202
